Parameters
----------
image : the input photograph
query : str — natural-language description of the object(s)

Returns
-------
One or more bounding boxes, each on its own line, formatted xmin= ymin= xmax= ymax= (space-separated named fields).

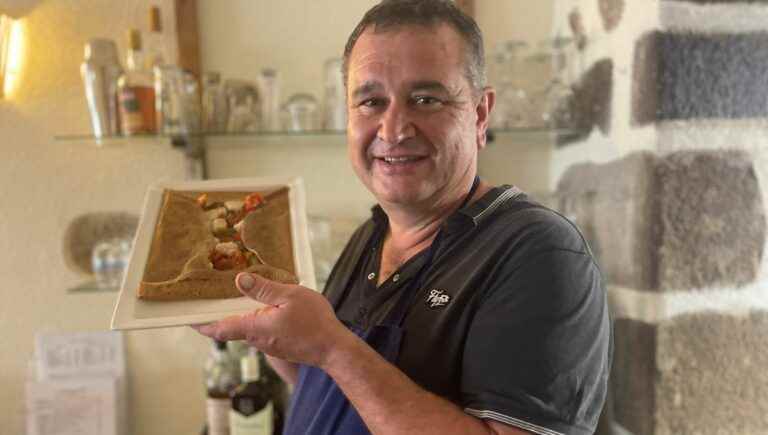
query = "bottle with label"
xmin=205 ymin=340 xmax=239 ymax=435
xmin=146 ymin=5 xmax=167 ymax=131
xmin=230 ymin=348 xmax=274 ymax=435
xmin=117 ymin=29 xmax=156 ymax=134
xmin=226 ymin=341 xmax=288 ymax=434
xmin=145 ymin=6 xmax=167 ymax=70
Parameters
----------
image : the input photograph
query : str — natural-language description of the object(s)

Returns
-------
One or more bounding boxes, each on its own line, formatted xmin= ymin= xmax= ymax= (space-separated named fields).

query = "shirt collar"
xmin=369 ymin=185 xmax=523 ymax=234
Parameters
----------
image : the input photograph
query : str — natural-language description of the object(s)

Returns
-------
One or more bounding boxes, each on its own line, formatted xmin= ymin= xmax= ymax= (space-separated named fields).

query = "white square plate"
xmin=110 ymin=176 xmax=316 ymax=330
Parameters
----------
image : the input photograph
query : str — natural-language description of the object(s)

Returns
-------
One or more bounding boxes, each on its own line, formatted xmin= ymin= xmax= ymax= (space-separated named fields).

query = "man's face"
xmin=346 ymin=24 xmax=492 ymax=209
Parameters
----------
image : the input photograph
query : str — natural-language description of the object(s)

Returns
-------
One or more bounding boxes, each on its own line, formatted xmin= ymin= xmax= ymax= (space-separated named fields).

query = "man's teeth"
xmin=383 ymin=156 xmax=419 ymax=163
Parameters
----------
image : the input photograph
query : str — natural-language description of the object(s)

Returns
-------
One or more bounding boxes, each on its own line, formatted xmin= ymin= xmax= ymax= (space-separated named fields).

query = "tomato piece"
xmin=196 ymin=193 xmax=209 ymax=209
xmin=210 ymin=248 xmax=248 ymax=271
xmin=243 ymin=193 xmax=264 ymax=212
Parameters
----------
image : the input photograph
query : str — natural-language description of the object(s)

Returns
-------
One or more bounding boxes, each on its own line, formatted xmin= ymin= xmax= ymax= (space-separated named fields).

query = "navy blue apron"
xmin=282 ymin=178 xmax=481 ymax=435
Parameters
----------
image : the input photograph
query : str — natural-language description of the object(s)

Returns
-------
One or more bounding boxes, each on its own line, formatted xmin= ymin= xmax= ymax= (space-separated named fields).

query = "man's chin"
xmin=372 ymin=186 xmax=429 ymax=207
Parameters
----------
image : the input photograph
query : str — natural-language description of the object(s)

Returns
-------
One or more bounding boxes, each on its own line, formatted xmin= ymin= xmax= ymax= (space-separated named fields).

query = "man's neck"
xmin=379 ymin=181 xmax=491 ymax=261
xmin=385 ymin=211 xmax=445 ymax=256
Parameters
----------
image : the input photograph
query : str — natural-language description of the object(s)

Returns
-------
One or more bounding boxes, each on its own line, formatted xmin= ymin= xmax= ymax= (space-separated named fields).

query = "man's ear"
xmin=475 ymin=87 xmax=495 ymax=150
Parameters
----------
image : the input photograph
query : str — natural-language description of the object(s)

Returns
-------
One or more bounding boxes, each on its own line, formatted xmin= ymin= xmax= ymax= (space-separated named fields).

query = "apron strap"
xmin=384 ymin=176 xmax=481 ymax=327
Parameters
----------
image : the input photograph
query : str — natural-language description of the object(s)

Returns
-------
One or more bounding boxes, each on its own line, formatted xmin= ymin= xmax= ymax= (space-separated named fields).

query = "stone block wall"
xmin=558 ymin=150 xmax=765 ymax=291
xmin=550 ymin=0 xmax=768 ymax=434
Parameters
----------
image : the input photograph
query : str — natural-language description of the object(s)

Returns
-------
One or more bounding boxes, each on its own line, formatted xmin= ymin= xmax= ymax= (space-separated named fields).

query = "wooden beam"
xmin=174 ymin=0 xmax=201 ymax=80
xmin=173 ymin=0 xmax=206 ymax=181
xmin=455 ymin=0 xmax=475 ymax=18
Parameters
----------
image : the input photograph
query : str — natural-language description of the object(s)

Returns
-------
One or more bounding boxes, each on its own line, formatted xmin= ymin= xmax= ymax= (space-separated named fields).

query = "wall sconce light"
xmin=0 ymin=0 xmax=41 ymax=98
xmin=0 ymin=14 xmax=13 ymax=98
xmin=0 ymin=14 xmax=24 ymax=98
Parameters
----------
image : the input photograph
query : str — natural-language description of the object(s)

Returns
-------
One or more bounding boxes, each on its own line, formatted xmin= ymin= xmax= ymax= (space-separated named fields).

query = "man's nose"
xmin=377 ymin=102 xmax=416 ymax=145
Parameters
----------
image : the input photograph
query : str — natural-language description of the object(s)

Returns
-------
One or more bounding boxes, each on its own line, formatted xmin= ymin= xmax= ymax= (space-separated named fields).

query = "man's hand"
xmin=193 ymin=272 xmax=353 ymax=367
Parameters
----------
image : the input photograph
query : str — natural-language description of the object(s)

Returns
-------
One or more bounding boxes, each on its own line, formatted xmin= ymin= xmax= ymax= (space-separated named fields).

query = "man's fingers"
xmin=193 ymin=312 xmax=264 ymax=342
xmin=236 ymin=272 xmax=294 ymax=304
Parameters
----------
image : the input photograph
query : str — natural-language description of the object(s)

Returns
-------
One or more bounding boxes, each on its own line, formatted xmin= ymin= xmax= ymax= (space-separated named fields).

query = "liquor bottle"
xmin=205 ymin=340 xmax=239 ymax=435
xmin=117 ymin=29 xmax=157 ymax=134
xmin=229 ymin=348 xmax=274 ymax=435
xmin=145 ymin=6 xmax=167 ymax=70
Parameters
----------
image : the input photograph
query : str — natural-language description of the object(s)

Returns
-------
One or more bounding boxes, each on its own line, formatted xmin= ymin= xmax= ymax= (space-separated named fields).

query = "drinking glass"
xmin=322 ymin=58 xmax=346 ymax=131
xmin=308 ymin=215 xmax=333 ymax=289
xmin=524 ymin=38 xmax=576 ymax=129
xmin=155 ymin=65 xmax=201 ymax=135
xmin=202 ymin=72 xmax=229 ymax=134
xmin=91 ymin=237 xmax=132 ymax=289
xmin=257 ymin=68 xmax=280 ymax=132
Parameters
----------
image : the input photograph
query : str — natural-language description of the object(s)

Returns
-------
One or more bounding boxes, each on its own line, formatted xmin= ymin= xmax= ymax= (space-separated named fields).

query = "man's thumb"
xmin=236 ymin=272 xmax=286 ymax=305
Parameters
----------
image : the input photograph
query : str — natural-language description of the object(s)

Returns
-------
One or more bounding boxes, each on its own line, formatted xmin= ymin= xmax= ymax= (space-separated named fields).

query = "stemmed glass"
xmin=489 ymin=40 xmax=533 ymax=129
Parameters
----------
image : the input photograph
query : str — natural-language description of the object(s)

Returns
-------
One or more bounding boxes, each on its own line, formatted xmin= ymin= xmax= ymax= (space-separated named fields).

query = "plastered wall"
xmin=0 ymin=1 xmax=208 ymax=434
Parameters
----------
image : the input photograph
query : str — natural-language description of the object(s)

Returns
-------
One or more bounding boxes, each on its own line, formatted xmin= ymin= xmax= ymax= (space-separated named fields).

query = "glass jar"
xmin=281 ymin=93 xmax=318 ymax=132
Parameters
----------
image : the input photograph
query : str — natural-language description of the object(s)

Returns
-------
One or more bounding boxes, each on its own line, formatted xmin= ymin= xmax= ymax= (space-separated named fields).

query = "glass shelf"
xmin=67 ymin=280 xmax=119 ymax=294
xmin=54 ymin=130 xmax=348 ymax=142
xmin=54 ymin=127 xmax=581 ymax=144
xmin=487 ymin=128 xmax=581 ymax=143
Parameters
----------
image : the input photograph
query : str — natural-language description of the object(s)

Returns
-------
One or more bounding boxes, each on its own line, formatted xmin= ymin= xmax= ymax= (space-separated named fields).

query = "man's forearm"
xmin=266 ymin=355 xmax=299 ymax=386
xmin=320 ymin=331 xmax=522 ymax=435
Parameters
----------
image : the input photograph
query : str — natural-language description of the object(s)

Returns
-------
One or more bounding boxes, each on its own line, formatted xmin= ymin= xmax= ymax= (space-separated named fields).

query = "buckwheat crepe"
xmin=137 ymin=188 xmax=297 ymax=301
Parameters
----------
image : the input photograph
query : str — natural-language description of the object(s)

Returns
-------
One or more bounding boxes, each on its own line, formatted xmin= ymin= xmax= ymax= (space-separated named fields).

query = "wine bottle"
xmin=205 ymin=340 xmax=239 ymax=435
xmin=117 ymin=29 xmax=157 ymax=134
xmin=229 ymin=348 xmax=274 ymax=435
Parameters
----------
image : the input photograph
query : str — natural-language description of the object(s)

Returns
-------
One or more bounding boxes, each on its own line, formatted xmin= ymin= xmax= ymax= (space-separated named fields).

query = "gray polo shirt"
xmin=323 ymin=185 xmax=612 ymax=435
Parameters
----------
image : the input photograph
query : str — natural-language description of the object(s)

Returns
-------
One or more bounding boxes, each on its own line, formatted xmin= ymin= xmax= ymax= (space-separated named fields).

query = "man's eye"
xmin=413 ymin=96 xmax=443 ymax=107
xmin=359 ymin=98 xmax=384 ymax=108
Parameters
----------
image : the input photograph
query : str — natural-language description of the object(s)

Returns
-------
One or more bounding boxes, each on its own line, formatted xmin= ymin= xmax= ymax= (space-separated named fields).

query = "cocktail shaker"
xmin=81 ymin=39 xmax=123 ymax=139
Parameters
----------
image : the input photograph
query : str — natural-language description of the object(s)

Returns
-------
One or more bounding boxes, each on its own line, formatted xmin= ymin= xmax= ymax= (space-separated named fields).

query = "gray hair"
xmin=342 ymin=0 xmax=487 ymax=96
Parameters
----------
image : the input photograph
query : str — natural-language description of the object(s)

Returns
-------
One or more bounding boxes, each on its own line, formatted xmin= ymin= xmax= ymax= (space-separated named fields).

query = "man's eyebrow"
xmin=409 ymin=81 xmax=450 ymax=94
xmin=351 ymin=81 xmax=383 ymax=99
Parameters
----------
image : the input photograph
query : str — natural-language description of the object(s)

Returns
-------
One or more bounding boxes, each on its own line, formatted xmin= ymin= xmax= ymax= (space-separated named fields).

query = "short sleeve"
xmin=461 ymin=249 xmax=612 ymax=435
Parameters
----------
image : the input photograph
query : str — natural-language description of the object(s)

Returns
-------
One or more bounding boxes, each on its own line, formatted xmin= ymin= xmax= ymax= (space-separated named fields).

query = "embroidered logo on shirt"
xmin=425 ymin=289 xmax=451 ymax=309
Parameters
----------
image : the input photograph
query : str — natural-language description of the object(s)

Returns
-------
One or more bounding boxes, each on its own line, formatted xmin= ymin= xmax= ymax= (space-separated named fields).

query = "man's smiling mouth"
xmin=379 ymin=156 xmax=424 ymax=164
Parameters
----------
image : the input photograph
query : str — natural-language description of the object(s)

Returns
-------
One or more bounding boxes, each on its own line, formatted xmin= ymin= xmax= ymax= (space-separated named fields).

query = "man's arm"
xmin=194 ymin=272 xmax=530 ymax=435
xmin=321 ymin=323 xmax=530 ymax=435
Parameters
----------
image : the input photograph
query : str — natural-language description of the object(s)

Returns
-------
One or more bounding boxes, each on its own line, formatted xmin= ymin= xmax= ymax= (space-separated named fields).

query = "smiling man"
xmin=195 ymin=1 xmax=612 ymax=434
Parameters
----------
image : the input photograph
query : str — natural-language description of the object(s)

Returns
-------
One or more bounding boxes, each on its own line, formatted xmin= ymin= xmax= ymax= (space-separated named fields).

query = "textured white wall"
xmin=0 ymin=1 xmax=209 ymax=435
xmin=548 ymin=0 xmax=662 ymax=188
